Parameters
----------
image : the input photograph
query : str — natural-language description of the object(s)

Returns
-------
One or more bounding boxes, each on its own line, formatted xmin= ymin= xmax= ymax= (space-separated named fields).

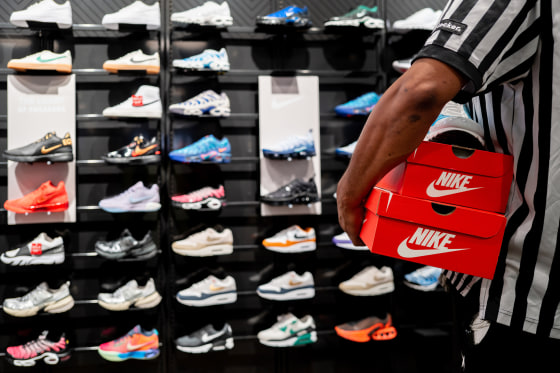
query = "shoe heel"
xmin=134 ymin=291 xmax=162 ymax=309
xmin=44 ymin=295 xmax=74 ymax=314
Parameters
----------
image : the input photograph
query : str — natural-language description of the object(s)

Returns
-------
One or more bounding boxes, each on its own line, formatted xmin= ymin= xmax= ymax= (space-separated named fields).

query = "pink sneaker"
xmin=171 ymin=185 xmax=225 ymax=210
xmin=6 ymin=331 xmax=70 ymax=367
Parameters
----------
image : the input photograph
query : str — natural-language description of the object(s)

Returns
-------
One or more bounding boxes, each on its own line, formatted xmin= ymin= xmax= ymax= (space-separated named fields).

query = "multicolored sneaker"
xmin=3 ymin=181 xmax=69 ymax=214
xmin=331 ymin=231 xmax=367 ymax=250
xmin=335 ymin=92 xmax=381 ymax=117
xmin=169 ymin=134 xmax=231 ymax=163
xmin=262 ymin=225 xmax=316 ymax=253
xmin=173 ymin=48 xmax=230 ymax=72
xmin=98 ymin=181 xmax=161 ymax=213
xmin=256 ymin=5 xmax=312 ymax=28
xmin=403 ymin=266 xmax=442 ymax=291
xmin=171 ymin=185 xmax=226 ymax=210
xmin=6 ymin=331 xmax=70 ymax=367
xmin=324 ymin=5 xmax=384 ymax=29
xmin=257 ymin=271 xmax=315 ymax=301
xmin=3 ymin=132 xmax=73 ymax=163
xmin=98 ymin=325 xmax=160 ymax=362
xmin=171 ymin=1 xmax=233 ymax=27
xmin=169 ymin=90 xmax=231 ymax=117
xmin=176 ymin=274 xmax=237 ymax=307
xmin=1 ymin=232 xmax=65 ymax=266
xmin=262 ymin=130 xmax=316 ymax=160
xmin=257 ymin=313 xmax=317 ymax=347
xmin=102 ymin=135 xmax=161 ymax=165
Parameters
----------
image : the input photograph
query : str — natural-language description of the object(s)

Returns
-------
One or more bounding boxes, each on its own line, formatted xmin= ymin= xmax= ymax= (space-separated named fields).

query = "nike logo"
xmin=288 ymin=280 xmax=303 ymax=286
xmin=131 ymin=144 xmax=158 ymax=157
xmin=292 ymin=234 xmax=310 ymax=240
xmin=425 ymin=181 xmax=482 ymax=198
xmin=126 ymin=341 xmax=154 ymax=351
xmin=41 ymin=144 xmax=62 ymax=154
xmin=397 ymin=236 xmax=468 ymax=258
xmin=36 ymin=55 xmax=66 ymax=63
xmin=209 ymin=284 xmax=225 ymax=291
xmin=129 ymin=195 xmax=153 ymax=204
xmin=130 ymin=56 xmax=157 ymax=63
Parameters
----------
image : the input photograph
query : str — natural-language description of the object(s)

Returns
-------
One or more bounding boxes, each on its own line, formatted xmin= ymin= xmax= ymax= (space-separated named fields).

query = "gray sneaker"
xmin=98 ymin=278 xmax=162 ymax=311
xmin=3 ymin=281 xmax=74 ymax=317
xmin=1 ymin=232 xmax=65 ymax=266
xmin=98 ymin=181 xmax=161 ymax=213
xmin=95 ymin=229 xmax=157 ymax=260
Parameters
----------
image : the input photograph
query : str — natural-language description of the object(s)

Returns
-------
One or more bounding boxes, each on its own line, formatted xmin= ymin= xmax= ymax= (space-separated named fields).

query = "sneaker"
xmin=103 ymin=50 xmax=160 ymax=74
xmin=257 ymin=271 xmax=314 ymax=301
xmin=169 ymin=90 xmax=231 ymax=117
xmin=262 ymin=130 xmax=316 ymax=160
xmin=7 ymin=50 xmax=72 ymax=73
xmin=1 ymin=232 xmax=65 ymax=266
xmin=175 ymin=323 xmax=234 ymax=353
xmin=3 ymin=132 xmax=73 ymax=163
xmin=6 ymin=331 xmax=70 ymax=367
xmin=171 ymin=185 xmax=225 ymax=210
xmin=425 ymin=116 xmax=486 ymax=150
xmin=256 ymin=5 xmax=312 ymax=28
xmin=171 ymin=1 xmax=233 ymax=27
xmin=392 ymin=58 xmax=412 ymax=74
xmin=176 ymin=274 xmax=237 ymax=307
xmin=262 ymin=225 xmax=316 ymax=253
xmin=335 ymin=92 xmax=381 ymax=117
xmin=169 ymin=134 xmax=231 ymax=163
xmin=3 ymin=281 xmax=74 ymax=317
xmin=335 ymin=141 xmax=357 ymax=158
xmin=324 ymin=5 xmax=384 ymax=29
xmin=173 ymin=48 xmax=230 ymax=72
xmin=172 ymin=225 xmax=233 ymax=257
xmin=3 ymin=181 xmax=69 ymax=214
xmin=260 ymin=177 xmax=319 ymax=206
xmin=102 ymin=135 xmax=161 ymax=165
xmin=10 ymin=0 xmax=72 ymax=29
xmin=102 ymin=1 xmax=160 ymax=30
xmin=258 ymin=313 xmax=317 ymax=347
xmin=98 ymin=278 xmax=162 ymax=311
xmin=98 ymin=181 xmax=161 ymax=213
xmin=338 ymin=266 xmax=395 ymax=296
xmin=98 ymin=325 xmax=160 ymax=362
xmin=335 ymin=314 xmax=397 ymax=342
xmin=102 ymin=85 xmax=162 ymax=118
xmin=392 ymin=8 xmax=443 ymax=32
xmin=95 ymin=229 xmax=158 ymax=260
xmin=331 ymin=231 xmax=367 ymax=250
xmin=403 ymin=266 xmax=442 ymax=291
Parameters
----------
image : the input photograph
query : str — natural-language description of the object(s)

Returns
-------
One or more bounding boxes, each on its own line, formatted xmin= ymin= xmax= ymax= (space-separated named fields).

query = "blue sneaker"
xmin=256 ymin=5 xmax=312 ymax=28
xmin=403 ymin=266 xmax=442 ymax=291
xmin=262 ymin=130 xmax=316 ymax=160
xmin=169 ymin=134 xmax=231 ymax=163
xmin=335 ymin=92 xmax=381 ymax=117
xmin=172 ymin=48 xmax=230 ymax=72
xmin=335 ymin=140 xmax=357 ymax=158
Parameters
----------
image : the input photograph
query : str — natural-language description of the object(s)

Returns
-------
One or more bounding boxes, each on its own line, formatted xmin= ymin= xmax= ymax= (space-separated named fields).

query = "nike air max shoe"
xmin=338 ymin=266 xmax=395 ymax=296
xmin=95 ymin=229 xmax=158 ymax=260
xmin=7 ymin=50 xmax=72 ymax=73
xmin=172 ymin=225 xmax=233 ymax=257
xmin=335 ymin=314 xmax=397 ymax=342
xmin=335 ymin=92 xmax=381 ymax=116
xmin=173 ymin=48 xmax=230 ymax=72
xmin=102 ymin=135 xmax=161 ymax=165
xmin=324 ymin=5 xmax=384 ymax=29
xmin=258 ymin=313 xmax=317 ymax=347
xmin=257 ymin=271 xmax=315 ymax=301
xmin=103 ymin=50 xmax=160 ymax=74
xmin=175 ymin=323 xmax=234 ymax=353
xmin=6 ymin=331 xmax=70 ymax=367
xmin=171 ymin=1 xmax=233 ymax=27
xmin=3 ymin=281 xmax=74 ymax=317
xmin=10 ymin=0 xmax=72 ymax=29
xmin=262 ymin=225 xmax=316 ymax=253
xmin=171 ymin=185 xmax=226 ymax=210
xmin=256 ymin=5 xmax=312 ymax=28
xmin=169 ymin=90 xmax=231 ymax=117
xmin=102 ymin=85 xmax=162 ymax=118
xmin=403 ymin=266 xmax=442 ymax=291
xmin=261 ymin=177 xmax=319 ymax=205
xmin=331 ymin=231 xmax=367 ymax=250
xmin=98 ymin=278 xmax=162 ymax=311
xmin=176 ymin=274 xmax=237 ymax=307
xmin=3 ymin=132 xmax=73 ymax=163
xmin=102 ymin=1 xmax=160 ymax=30
xmin=98 ymin=325 xmax=160 ymax=362
xmin=1 ymin=232 xmax=65 ymax=266
xmin=335 ymin=140 xmax=357 ymax=158
xmin=98 ymin=181 xmax=161 ymax=213
xmin=262 ymin=130 xmax=316 ymax=160
xmin=169 ymin=134 xmax=231 ymax=163
xmin=392 ymin=8 xmax=443 ymax=32
xmin=3 ymin=181 xmax=69 ymax=214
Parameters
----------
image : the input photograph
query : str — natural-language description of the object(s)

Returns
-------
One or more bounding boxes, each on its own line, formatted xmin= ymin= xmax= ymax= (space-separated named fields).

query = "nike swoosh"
xmin=271 ymin=96 xmax=303 ymax=110
xmin=126 ymin=341 xmax=154 ymax=351
xmin=131 ymin=144 xmax=158 ymax=157
xmin=288 ymin=280 xmax=303 ymax=286
xmin=425 ymin=181 xmax=483 ymax=198
xmin=293 ymin=234 xmax=310 ymax=240
xmin=129 ymin=195 xmax=153 ymax=204
xmin=130 ymin=57 xmax=157 ymax=63
xmin=397 ymin=238 xmax=468 ymax=258
xmin=36 ymin=55 xmax=66 ymax=63
xmin=201 ymin=332 xmax=221 ymax=343
xmin=41 ymin=144 xmax=62 ymax=154
xmin=209 ymin=284 xmax=225 ymax=291
xmin=138 ymin=100 xmax=160 ymax=107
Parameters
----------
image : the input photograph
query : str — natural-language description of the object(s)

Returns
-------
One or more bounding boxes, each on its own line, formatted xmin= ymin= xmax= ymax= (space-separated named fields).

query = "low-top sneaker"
xmin=10 ymin=0 xmax=73 ymax=29
xmin=102 ymin=1 xmax=160 ymax=30
xmin=175 ymin=323 xmax=234 ymax=353
xmin=331 ymin=231 xmax=367 ymax=250
xmin=98 ymin=181 xmax=161 ymax=213
xmin=256 ymin=5 xmax=312 ymax=28
xmin=103 ymin=50 xmax=160 ymax=74
xmin=324 ymin=5 xmax=384 ymax=29
xmin=176 ymin=274 xmax=237 ymax=307
xmin=169 ymin=134 xmax=231 ymax=163
xmin=98 ymin=278 xmax=162 ymax=311
xmin=173 ymin=48 xmax=230 ymax=72
xmin=4 ymin=180 xmax=69 ymax=214
xmin=98 ymin=325 xmax=160 ymax=362
xmin=102 ymin=135 xmax=161 ymax=165
xmin=338 ymin=266 xmax=395 ymax=296
xmin=3 ymin=132 xmax=73 ymax=163
xmin=102 ymin=85 xmax=162 ymax=118
xmin=6 ymin=331 xmax=70 ymax=367
xmin=261 ymin=177 xmax=319 ymax=206
xmin=171 ymin=1 xmax=233 ymax=27
xmin=392 ymin=8 xmax=443 ymax=32
xmin=1 ymin=232 xmax=65 ymax=266
xmin=3 ymin=281 xmax=74 ymax=317
xmin=262 ymin=225 xmax=316 ymax=253
xmin=262 ymin=130 xmax=316 ymax=160
xmin=172 ymin=225 xmax=233 ymax=257
xmin=257 ymin=271 xmax=314 ymax=301
xmin=95 ymin=229 xmax=158 ymax=260
xmin=169 ymin=90 xmax=230 ymax=117
xmin=258 ymin=313 xmax=317 ymax=347
xmin=7 ymin=50 xmax=72 ymax=73
xmin=335 ymin=314 xmax=397 ymax=342
xmin=171 ymin=185 xmax=226 ymax=210
xmin=403 ymin=266 xmax=442 ymax=291
xmin=335 ymin=92 xmax=381 ymax=116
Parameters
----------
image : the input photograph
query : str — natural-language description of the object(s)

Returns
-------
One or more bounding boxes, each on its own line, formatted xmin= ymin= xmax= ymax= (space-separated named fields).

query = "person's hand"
xmin=336 ymin=172 xmax=366 ymax=247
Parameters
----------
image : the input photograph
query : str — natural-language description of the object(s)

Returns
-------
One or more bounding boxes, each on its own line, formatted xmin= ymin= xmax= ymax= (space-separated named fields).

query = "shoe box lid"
xmin=360 ymin=187 xmax=506 ymax=279
xmin=376 ymin=141 xmax=513 ymax=213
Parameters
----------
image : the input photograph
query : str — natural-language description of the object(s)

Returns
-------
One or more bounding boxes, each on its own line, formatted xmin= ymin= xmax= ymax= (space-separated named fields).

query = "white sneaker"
xmin=98 ymin=278 xmax=162 ymax=311
xmin=392 ymin=8 xmax=442 ymax=31
xmin=102 ymin=1 xmax=160 ymax=30
xmin=257 ymin=271 xmax=315 ymax=301
xmin=173 ymin=48 xmax=230 ymax=71
xmin=169 ymin=90 xmax=230 ymax=117
xmin=171 ymin=1 xmax=233 ymax=27
xmin=3 ymin=281 xmax=75 ymax=317
xmin=176 ymin=274 xmax=237 ymax=307
xmin=262 ymin=225 xmax=316 ymax=253
xmin=258 ymin=313 xmax=317 ymax=347
xmin=392 ymin=58 xmax=412 ymax=74
xmin=7 ymin=50 xmax=72 ymax=73
xmin=335 ymin=141 xmax=357 ymax=158
xmin=171 ymin=225 xmax=234 ymax=257
xmin=331 ymin=232 xmax=367 ymax=250
xmin=1 ymin=233 xmax=65 ymax=266
xmin=102 ymin=85 xmax=162 ymax=118
xmin=103 ymin=50 xmax=160 ymax=74
xmin=10 ymin=0 xmax=73 ymax=29
xmin=339 ymin=266 xmax=395 ymax=296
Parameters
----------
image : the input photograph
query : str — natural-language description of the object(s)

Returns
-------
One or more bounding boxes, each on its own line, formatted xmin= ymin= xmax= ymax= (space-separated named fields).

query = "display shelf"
xmin=171 ymin=25 xmax=384 ymax=36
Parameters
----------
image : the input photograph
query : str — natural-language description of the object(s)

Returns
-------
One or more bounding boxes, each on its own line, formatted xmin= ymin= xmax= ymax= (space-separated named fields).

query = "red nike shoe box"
xmin=376 ymin=141 xmax=513 ymax=213
xmin=360 ymin=188 xmax=506 ymax=279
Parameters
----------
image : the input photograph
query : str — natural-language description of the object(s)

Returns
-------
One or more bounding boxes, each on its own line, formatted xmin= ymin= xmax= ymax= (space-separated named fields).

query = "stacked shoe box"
xmin=360 ymin=141 xmax=513 ymax=279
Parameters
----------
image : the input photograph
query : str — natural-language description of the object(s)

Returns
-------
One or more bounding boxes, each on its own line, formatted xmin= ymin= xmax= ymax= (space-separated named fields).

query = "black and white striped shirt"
xmin=416 ymin=0 xmax=560 ymax=338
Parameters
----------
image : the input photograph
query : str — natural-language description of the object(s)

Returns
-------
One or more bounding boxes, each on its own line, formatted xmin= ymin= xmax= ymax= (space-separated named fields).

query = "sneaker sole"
xmin=4 ymin=295 xmax=74 ymax=317
xmin=171 ymin=197 xmax=224 ymax=210
xmin=176 ymin=292 xmax=237 ymax=307
xmin=259 ymin=331 xmax=317 ymax=347
xmin=257 ymin=287 xmax=315 ymax=301
xmin=97 ymin=348 xmax=160 ymax=362
xmin=99 ymin=202 xmax=161 ymax=213
xmin=339 ymin=281 xmax=395 ymax=296
xmin=172 ymin=16 xmax=233 ymax=27
xmin=176 ymin=337 xmax=234 ymax=353
xmin=263 ymin=241 xmax=316 ymax=253
xmin=102 ymin=63 xmax=160 ymax=74
xmin=10 ymin=351 xmax=71 ymax=367
xmin=102 ymin=154 xmax=161 ymax=165
xmin=335 ymin=324 xmax=396 ymax=342
xmin=260 ymin=194 xmax=319 ymax=206
xmin=98 ymin=291 xmax=162 ymax=311
xmin=171 ymin=243 xmax=233 ymax=257
xmin=262 ymin=150 xmax=316 ymax=160
xmin=0 ymin=252 xmax=65 ymax=266
xmin=3 ymin=152 xmax=73 ymax=163
xmin=7 ymin=62 xmax=72 ymax=73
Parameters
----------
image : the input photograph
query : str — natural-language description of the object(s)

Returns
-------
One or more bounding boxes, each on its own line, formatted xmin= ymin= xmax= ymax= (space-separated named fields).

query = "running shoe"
xmin=3 ymin=181 xmax=69 ymax=214
xmin=103 ymin=50 xmax=160 ymax=74
xmin=392 ymin=58 xmax=412 ymax=74
xmin=1 ymin=232 xmax=65 ymax=266
xmin=324 ymin=5 xmax=384 ymax=29
xmin=331 ymin=231 xmax=367 ymax=250
xmin=173 ymin=48 xmax=230 ymax=72
xmin=176 ymin=274 xmax=237 ymax=307
xmin=262 ymin=130 xmax=316 ymax=160
xmin=169 ymin=90 xmax=231 ymax=117
xmin=169 ymin=134 xmax=231 ymax=163
xmin=6 ymin=331 xmax=70 ymax=367
xmin=425 ymin=116 xmax=486 ymax=150
xmin=98 ymin=181 xmax=161 ymax=213
xmin=335 ymin=92 xmax=381 ymax=117
xmin=103 ymin=85 xmax=162 ymax=118
xmin=7 ymin=50 xmax=72 ymax=73
xmin=3 ymin=281 xmax=74 ymax=317
xmin=102 ymin=1 xmax=160 ymax=30
xmin=172 ymin=225 xmax=233 ymax=257
xmin=403 ymin=266 xmax=442 ymax=291
xmin=98 ymin=325 xmax=160 ymax=362
xmin=95 ymin=229 xmax=158 ymax=260
xmin=260 ymin=177 xmax=319 ymax=206
xmin=256 ymin=5 xmax=312 ymax=28
xmin=102 ymin=135 xmax=161 ymax=165
xmin=392 ymin=8 xmax=443 ymax=32
xmin=258 ymin=313 xmax=317 ymax=347
xmin=335 ymin=314 xmax=397 ymax=342
xmin=262 ymin=225 xmax=316 ymax=253
xmin=10 ymin=0 xmax=72 ymax=29
xmin=338 ymin=266 xmax=395 ymax=296
xmin=3 ymin=132 xmax=73 ymax=163
xmin=335 ymin=140 xmax=357 ymax=158
xmin=257 ymin=270 xmax=315 ymax=301
xmin=171 ymin=185 xmax=226 ymax=210
xmin=176 ymin=323 xmax=234 ymax=353
xmin=98 ymin=278 xmax=162 ymax=311
xmin=171 ymin=1 xmax=233 ymax=27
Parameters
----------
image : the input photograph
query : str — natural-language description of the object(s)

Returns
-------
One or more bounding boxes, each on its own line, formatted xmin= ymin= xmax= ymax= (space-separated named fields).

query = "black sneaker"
xmin=6 ymin=331 xmax=71 ymax=367
xmin=3 ymin=132 xmax=73 ymax=163
xmin=95 ymin=229 xmax=157 ymax=261
xmin=261 ymin=178 xmax=319 ymax=205
xmin=102 ymin=135 xmax=161 ymax=165
xmin=175 ymin=323 xmax=234 ymax=353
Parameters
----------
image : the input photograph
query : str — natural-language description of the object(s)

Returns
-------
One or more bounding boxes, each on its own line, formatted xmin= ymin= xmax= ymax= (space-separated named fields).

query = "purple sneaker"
xmin=332 ymin=232 xmax=368 ymax=251
xmin=99 ymin=181 xmax=161 ymax=213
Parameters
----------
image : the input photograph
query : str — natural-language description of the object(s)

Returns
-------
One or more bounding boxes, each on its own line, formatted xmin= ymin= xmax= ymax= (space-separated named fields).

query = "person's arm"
xmin=337 ymin=58 xmax=468 ymax=246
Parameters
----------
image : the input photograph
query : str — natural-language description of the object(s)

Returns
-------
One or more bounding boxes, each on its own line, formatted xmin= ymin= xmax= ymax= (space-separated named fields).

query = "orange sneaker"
xmin=4 ymin=181 xmax=69 ymax=214
xmin=98 ymin=325 xmax=160 ymax=362
xmin=335 ymin=314 xmax=397 ymax=342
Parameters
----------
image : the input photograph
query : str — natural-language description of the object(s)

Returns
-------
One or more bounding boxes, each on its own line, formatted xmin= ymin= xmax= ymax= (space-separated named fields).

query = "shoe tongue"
xmin=129 ymin=325 xmax=143 ymax=335
xmin=131 ymin=181 xmax=145 ymax=190
xmin=121 ymin=229 xmax=132 ymax=238
xmin=278 ymin=313 xmax=295 ymax=323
